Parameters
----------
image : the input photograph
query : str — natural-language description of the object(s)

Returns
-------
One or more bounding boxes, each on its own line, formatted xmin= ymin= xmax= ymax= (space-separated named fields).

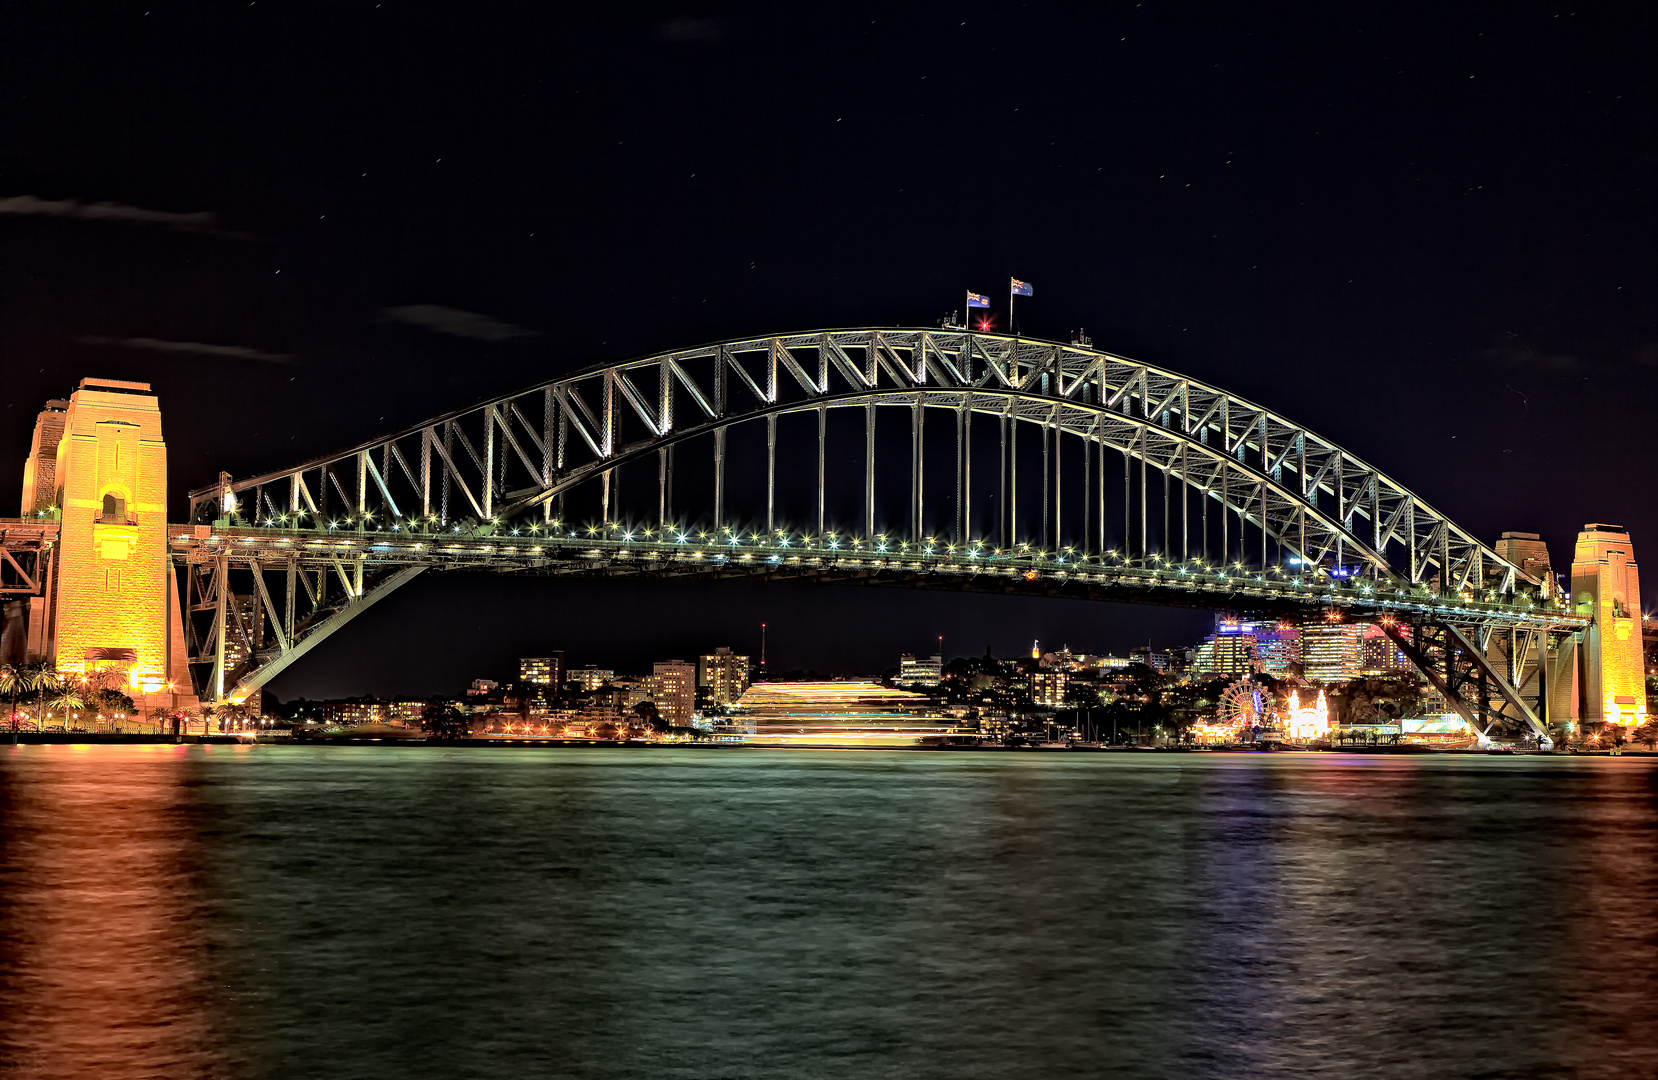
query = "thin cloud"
xmin=379 ymin=304 xmax=539 ymax=342
xmin=655 ymin=17 xmax=729 ymax=43
xmin=79 ymin=335 xmax=293 ymax=364
xmin=0 ymin=195 xmax=227 ymax=234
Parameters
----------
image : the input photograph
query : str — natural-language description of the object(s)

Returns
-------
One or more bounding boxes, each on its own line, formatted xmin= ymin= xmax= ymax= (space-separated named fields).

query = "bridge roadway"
xmin=174 ymin=522 xmax=1588 ymax=636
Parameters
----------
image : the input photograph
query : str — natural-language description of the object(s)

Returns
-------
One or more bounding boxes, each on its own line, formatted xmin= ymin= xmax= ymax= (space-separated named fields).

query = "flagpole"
xmin=1009 ymin=279 xmax=1015 ymax=337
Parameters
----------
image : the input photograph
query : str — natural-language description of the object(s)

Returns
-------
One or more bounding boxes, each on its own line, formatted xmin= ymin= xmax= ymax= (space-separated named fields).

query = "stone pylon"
xmin=1567 ymin=524 xmax=1646 ymax=728
xmin=33 ymin=379 xmax=193 ymax=708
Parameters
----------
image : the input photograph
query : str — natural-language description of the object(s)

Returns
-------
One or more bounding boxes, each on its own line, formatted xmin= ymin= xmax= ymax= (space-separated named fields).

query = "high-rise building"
xmin=698 ymin=647 xmax=750 ymax=706
xmin=519 ymin=653 xmax=565 ymax=691
xmin=221 ymin=595 xmax=262 ymax=675
xmin=648 ymin=660 xmax=697 ymax=725
xmin=570 ymin=667 xmax=614 ymax=692
xmin=1359 ymin=626 xmax=1409 ymax=673
xmin=1253 ymin=624 xmax=1300 ymax=675
xmin=1196 ymin=621 xmax=1256 ymax=676
xmin=1029 ymin=670 xmax=1069 ymax=708
xmin=896 ymin=653 xmax=943 ymax=687
xmin=1301 ymin=623 xmax=1362 ymax=684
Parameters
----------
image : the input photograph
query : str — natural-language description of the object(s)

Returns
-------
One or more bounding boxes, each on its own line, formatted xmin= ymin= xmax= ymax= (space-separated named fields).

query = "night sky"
xmin=1 ymin=3 xmax=1652 ymax=698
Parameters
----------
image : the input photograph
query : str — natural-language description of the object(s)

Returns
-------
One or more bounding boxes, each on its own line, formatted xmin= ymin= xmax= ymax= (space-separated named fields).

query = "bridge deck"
xmin=171 ymin=524 xmax=1586 ymax=634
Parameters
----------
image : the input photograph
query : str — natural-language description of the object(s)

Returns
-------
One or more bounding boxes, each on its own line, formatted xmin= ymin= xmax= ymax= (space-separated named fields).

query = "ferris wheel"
xmin=1218 ymin=677 xmax=1270 ymax=727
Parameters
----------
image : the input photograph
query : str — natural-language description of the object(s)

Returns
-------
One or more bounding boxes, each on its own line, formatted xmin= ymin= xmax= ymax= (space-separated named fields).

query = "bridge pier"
xmin=766 ymin=415 xmax=776 ymax=532
xmin=863 ymin=404 xmax=875 ymax=539
xmin=816 ymin=406 xmax=826 ymax=536
xmin=915 ymin=401 xmax=928 ymax=544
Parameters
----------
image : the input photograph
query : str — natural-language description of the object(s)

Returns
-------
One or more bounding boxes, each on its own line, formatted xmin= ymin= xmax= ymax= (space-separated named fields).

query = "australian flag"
xmin=966 ymin=292 xmax=990 ymax=308
xmin=1011 ymin=278 xmax=1034 ymax=297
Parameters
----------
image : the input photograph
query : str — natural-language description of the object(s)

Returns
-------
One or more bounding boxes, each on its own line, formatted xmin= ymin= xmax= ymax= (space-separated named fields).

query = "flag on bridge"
xmin=1010 ymin=278 xmax=1034 ymax=297
xmin=966 ymin=291 xmax=990 ymax=308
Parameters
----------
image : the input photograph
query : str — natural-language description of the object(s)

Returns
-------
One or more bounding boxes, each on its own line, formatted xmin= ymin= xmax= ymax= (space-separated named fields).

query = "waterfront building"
xmin=519 ymin=653 xmax=565 ymax=691
xmin=586 ymin=683 xmax=640 ymax=712
xmin=388 ymin=700 xmax=430 ymax=725
xmin=647 ymin=660 xmax=697 ymax=725
xmin=1029 ymin=670 xmax=1069 ymax=708
xmin=896 ymin=653 xmax=943 ymax=688
xmin=321 ymin=698 xmax=388 ymax=726
xmin=1301 ymin=623 xmax=1362 ymax=684
xmin=569 ymin=667 xmax=614 ymax=693
xmin=698 ymin=647 xmax=750 ymax=706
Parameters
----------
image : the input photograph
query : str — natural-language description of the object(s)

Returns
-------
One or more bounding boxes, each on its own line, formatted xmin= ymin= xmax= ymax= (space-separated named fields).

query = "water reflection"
xmin=0 ymin=745 xmax=223 ymax=1079
xmin=2 ymin=748 xmax=1656 ymax=1079
xmin=1548 ymin=760 xmax=1658 ymax=1075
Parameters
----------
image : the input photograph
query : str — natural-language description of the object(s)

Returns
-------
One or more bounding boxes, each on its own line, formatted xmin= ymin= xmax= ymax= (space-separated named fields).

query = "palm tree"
xmin=48 ymin=688 xmax=85 ymax=730
xmin=147 ymin=703 xmax=176 ymax=739
xmin=31 ymin=667 xmax=62 ymax=730
xmin=0 ymin=663 xmax=25 ymax=742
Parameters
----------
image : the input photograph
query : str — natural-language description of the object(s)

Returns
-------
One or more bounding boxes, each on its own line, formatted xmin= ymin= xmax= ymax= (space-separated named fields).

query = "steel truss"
xmin=180 ymin=329 xmax=1580 ymax=711
xmin=0 ymin=520 xmax=56 ymax=598
xmin=1381 ymin=621 xmax=1558 ymax=746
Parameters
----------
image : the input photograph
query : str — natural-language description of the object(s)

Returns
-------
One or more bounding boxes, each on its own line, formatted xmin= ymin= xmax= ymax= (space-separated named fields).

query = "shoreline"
xmin=3 ymin=732 xmax=1651 ymax=756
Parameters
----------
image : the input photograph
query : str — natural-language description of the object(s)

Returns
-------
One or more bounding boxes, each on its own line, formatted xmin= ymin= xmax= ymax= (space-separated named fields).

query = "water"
xmin=1 ymin=746 xmax=1655 ymax=1079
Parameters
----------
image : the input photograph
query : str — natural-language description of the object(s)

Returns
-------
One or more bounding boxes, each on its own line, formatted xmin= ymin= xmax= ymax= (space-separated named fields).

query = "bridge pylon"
xmin=6 ymin=380 xmax=195 ymax=711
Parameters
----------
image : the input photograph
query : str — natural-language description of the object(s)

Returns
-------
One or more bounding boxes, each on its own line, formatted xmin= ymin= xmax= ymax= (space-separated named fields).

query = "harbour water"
xmin=1 ymin=745 xmax=1654 ymax=1079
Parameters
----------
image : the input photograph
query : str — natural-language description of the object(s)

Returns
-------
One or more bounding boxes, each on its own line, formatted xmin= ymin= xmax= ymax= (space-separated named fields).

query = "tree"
xmin=420 ymin=703 xmax=470 ymax=740
xmin=147 ymin=704 xmax=178 ymax=737
xmin=28 ymin=666 xmax=62 ymax=728
xmin=632 ymin=700 xmax=666 ymax=732
xmin=0 ymin=663 xmax=32 ymax=741
xmin=1063 ymin=680 xmax=1104 ymax=710
xmin=89 ymin=687 xmax=136 ymax=725
xmin=1332 ymin=674 xmax=1422 ymax=725
xmin=79 ymin=669 xmax=134 ymax=730
xmin=1630 ymin=720 xmax=1658 ymax=751
xmin=48 ymin=688 xmax=85 ymax=729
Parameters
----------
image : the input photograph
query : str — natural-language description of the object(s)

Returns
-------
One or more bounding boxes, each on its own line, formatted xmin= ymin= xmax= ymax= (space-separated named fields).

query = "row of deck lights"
xmin=228 ymin=512 xmax=1561 ymax=610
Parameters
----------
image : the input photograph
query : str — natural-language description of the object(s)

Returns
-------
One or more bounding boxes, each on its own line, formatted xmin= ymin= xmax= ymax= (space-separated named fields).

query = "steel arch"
xmin=190 ymin=328 xmax=1534 ymax=595
xmin=179 ymin=328 xmax=1582 ymax=747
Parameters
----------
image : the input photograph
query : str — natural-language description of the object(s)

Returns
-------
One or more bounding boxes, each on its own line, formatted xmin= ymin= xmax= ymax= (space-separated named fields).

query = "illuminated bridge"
xmin=139 ymin=327 xmax=1608 ymax=747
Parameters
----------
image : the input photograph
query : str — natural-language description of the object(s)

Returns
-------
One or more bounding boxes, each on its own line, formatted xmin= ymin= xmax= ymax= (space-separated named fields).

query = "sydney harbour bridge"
xmin=4 ymin=327 xmax=1634 ymax=748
